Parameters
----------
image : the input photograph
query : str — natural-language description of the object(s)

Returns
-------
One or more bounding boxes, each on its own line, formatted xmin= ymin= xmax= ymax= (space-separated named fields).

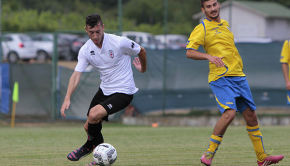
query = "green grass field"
xmin=0 ymin=122 xmax=289 ymax=166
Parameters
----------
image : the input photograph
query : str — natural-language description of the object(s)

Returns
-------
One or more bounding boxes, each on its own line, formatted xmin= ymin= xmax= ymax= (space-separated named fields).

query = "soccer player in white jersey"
xmin=60 ymin=14 xmax=147 ymax=163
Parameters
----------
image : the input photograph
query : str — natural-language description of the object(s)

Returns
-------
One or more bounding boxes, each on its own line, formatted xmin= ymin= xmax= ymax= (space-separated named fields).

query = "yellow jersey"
xmin=280 ymin=40 xmax=290 ymax=78
xmin=186 ymin=18 xmax=245 ymax=83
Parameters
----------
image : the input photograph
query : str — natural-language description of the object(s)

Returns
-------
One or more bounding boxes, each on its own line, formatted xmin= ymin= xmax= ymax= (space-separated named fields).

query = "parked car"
xmin=155 ymin=34 xmax=187 ymax=50
xmin=31 ymin=33 xmax=53 ymax=62
xmin=70 ymin=36 xmax=89 ymax=60
xmin=58 ymin=34 xmax=79 ymax=61
xmin=31 ymin=33 xmax=79 ymax=61
xmin=121 ymin=31 xmax=157 ymax=50
xmin=1 ymin=33 xmax=37 ymax=63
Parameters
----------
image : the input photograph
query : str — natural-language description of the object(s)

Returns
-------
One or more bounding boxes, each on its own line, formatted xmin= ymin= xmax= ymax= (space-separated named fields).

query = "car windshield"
xmin=20 ymin=35 xmax=32 ymax=42
xmin=41 ymin=35 xmax=53 ymax=41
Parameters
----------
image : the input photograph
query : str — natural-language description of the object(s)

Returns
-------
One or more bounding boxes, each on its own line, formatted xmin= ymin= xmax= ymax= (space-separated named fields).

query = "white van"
xmin=155 ymin=34 xmax=187 ymax=50
xmin=121 ymin=31 xmax=157 ymax=50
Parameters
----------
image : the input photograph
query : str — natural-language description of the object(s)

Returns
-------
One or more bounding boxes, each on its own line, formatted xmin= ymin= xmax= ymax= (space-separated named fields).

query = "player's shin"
xmin=87 ymin=123 xmax=104 ymax=148
xmin=247 ymin=125 xmax=268 ymax=162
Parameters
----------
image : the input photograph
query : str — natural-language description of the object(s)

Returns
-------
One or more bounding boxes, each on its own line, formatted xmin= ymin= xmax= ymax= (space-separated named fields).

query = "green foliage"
xmin=1 ymin=0 xmax=290 ymax=34
xmin=124 ymin=0 xmax=163 ymax=25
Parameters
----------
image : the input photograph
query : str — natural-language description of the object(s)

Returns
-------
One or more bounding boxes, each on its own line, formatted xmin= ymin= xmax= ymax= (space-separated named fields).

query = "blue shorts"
xmin=209 ymin=76 xmax=256 ymax=114
xmin=287 ymin=91 xmax=290 ymax=104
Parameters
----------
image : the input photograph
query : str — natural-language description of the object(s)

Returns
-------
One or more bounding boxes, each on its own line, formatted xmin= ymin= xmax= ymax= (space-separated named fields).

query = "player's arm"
xmin=280 ymin=40 xmax=290 ymax=90
xmin=186 ymin=49 xmax=224 ymax=67
xmin=60 ymin=71 xmax=82 ymax=118
xmin=281 ymin=63 xmax=290 ymax=90
xmin=133 ymin=47 xmax=147 ymax=73
xmin=120 ymin=37 xmax=147 ymax=73
xmin=186 ymin=23 xmax=224 ymax=67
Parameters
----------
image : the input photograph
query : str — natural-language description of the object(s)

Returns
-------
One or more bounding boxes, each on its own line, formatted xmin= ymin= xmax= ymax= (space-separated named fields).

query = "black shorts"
xmin=87 ymin=88 xmax=133 ymax=120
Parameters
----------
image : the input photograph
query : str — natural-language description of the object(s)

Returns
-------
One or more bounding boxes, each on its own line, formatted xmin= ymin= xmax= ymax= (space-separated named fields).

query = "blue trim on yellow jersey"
xmin=205 ymin=18 xmax=212 ymax=21
xmin=186 ymin=48 xmax=197 ymax=50
xmin=217 ymin=65 xmax=229 ymax=76
xmin=201 ymin=21 xmax=206 ymax=42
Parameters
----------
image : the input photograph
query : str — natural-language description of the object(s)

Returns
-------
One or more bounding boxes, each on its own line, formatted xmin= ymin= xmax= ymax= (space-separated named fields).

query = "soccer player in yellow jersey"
xmin=280 ymin=40 xmax=290 ymax=103
xmin=186 ymin=0 xmax=284 ymax=166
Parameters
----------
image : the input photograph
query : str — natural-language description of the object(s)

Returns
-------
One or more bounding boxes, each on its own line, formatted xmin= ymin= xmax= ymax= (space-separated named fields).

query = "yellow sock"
xmin=207 ymin=134 xmax=223 ymax=153
xmin=247 ymin=125 xmax=268 ymax=162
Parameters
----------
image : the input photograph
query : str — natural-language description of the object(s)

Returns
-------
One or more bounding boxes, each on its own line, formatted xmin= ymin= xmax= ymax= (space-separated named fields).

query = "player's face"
xmin=202 ymin=0 xmax=220 ymax=21
xmin=85 ymin=24 xmax=104 ymax=47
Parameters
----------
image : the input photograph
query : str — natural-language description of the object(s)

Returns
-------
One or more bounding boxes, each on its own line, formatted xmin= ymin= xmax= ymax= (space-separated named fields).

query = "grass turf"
xmin=0 ymin=122 xmax=289 ymax=166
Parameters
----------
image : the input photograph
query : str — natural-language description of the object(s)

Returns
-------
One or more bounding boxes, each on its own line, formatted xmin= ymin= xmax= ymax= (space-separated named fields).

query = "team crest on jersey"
xmin=90 ymin=50 xmax=95 ymax=55
xmin=109 ymin=50 xmax=114 ymax=58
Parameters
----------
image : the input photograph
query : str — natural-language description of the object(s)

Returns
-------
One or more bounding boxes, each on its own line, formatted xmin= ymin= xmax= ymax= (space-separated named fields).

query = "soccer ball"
xmin=93 ymin=143 xmax=117 ymax=166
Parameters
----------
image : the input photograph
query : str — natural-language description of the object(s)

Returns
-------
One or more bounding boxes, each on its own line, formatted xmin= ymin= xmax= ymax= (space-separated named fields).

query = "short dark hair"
xmin=200 ymin=0 xmax=211 ymax=8
xmin=86 ymin=14 xmax=103 ymax=27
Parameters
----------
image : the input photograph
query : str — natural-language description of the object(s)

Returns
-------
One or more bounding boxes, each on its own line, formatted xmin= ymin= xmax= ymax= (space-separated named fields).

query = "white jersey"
xmin=75 ymin=33 xmax=141 ymax=95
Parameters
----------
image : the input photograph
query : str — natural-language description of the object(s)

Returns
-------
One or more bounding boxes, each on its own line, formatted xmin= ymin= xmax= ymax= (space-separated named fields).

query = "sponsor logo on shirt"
xmin=131 ymin=42 xmax=135 ymax=48
xmin=109 ymin=50 xmax=114 ymax=59
xmin=90 ymin=50 xmax=95 ymax=55
xmin=211 ymin=27 xmax=219 ymax=31
xmin=210 ymin=27 xmax=221 ymax=34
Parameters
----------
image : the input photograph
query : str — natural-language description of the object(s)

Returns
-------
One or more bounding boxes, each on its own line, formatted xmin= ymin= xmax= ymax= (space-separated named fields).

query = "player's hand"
xmin=60 ymin=99 xmax=70 ymax=118
xmin=286 ymin=81 xmax=290 ymax=90
xmin=133 ymin=57 xmax=142 ymax=72
xmin=208 ymin=56 xmax=224 ymax=67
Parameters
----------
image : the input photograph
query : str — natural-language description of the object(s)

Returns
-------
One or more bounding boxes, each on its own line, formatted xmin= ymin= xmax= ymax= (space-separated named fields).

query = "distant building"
xmin=193 ymin=0 xmax=290 ymax=42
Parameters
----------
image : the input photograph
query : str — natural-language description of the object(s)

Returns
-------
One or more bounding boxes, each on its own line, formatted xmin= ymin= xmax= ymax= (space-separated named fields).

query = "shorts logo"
xmin=107 ymin=104 xmax=113 ymax=109
xmin=226 ymin=102 xmax=233 ymax=105
xmin=109 ymin=50 xmax=114 ymax=59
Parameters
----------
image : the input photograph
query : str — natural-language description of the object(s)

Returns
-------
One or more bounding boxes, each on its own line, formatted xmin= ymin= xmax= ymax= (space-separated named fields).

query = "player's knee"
xmin=88 ymin=106 xmax=106 ymax=123
xmin=88 ymin=111 xmax=102 ymax=123
xmin=243 ymin=109 xmax=258 ymax=126
xmin=84 ymin=123 xmax=88 ymax=132
xmin=223 ymin=109 xmax=236 ymax=121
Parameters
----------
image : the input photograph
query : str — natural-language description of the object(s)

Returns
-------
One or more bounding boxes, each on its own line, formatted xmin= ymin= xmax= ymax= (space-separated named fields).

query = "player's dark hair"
xmin=200 ymin=0 xmax=212 ymax=8
xmin=86 ymin=14 xmax=103 ymax=27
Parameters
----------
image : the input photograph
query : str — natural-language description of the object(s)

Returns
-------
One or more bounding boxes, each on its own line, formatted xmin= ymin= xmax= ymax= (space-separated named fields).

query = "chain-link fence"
xmin=0 ymin=31 xmax=288 ymax=121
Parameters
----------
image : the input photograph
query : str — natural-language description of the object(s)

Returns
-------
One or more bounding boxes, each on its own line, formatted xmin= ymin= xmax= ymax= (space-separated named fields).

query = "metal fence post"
xmin=162 ymin=0 xmax=168 ymax=116
xmin=51 ymin=32 xmax=58 ymax=120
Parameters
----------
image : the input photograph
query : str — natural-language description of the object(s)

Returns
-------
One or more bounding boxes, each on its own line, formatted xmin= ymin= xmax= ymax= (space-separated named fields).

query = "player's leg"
xmin=83 ymin=120 xmax=103 ymax=143
xmin=85 ymin=92 xmax=133 ymax=165
xmin=67 ymin=106 xmax=106 ymax=161
xmin=213 ymin=109 xmax=236 ymax=135
xmin=67 ymin=89 xmax=106 ymax=161
xmin=242 ymin=108 xmax=284 ymax=166
xmin=201 ymin=109 xmax=236 ymax=166
xmin=242 ymin=108 xmax=267 ymax=161
xmin=237 ymin=77 xmax=284 ymax=165
xmin=86 ymin=104 xmax=107 ymax=146
xmin=201 ymin=77 xmax=237 ymax=166
xmin=86 ymin=92 xmax=133 ymax=148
